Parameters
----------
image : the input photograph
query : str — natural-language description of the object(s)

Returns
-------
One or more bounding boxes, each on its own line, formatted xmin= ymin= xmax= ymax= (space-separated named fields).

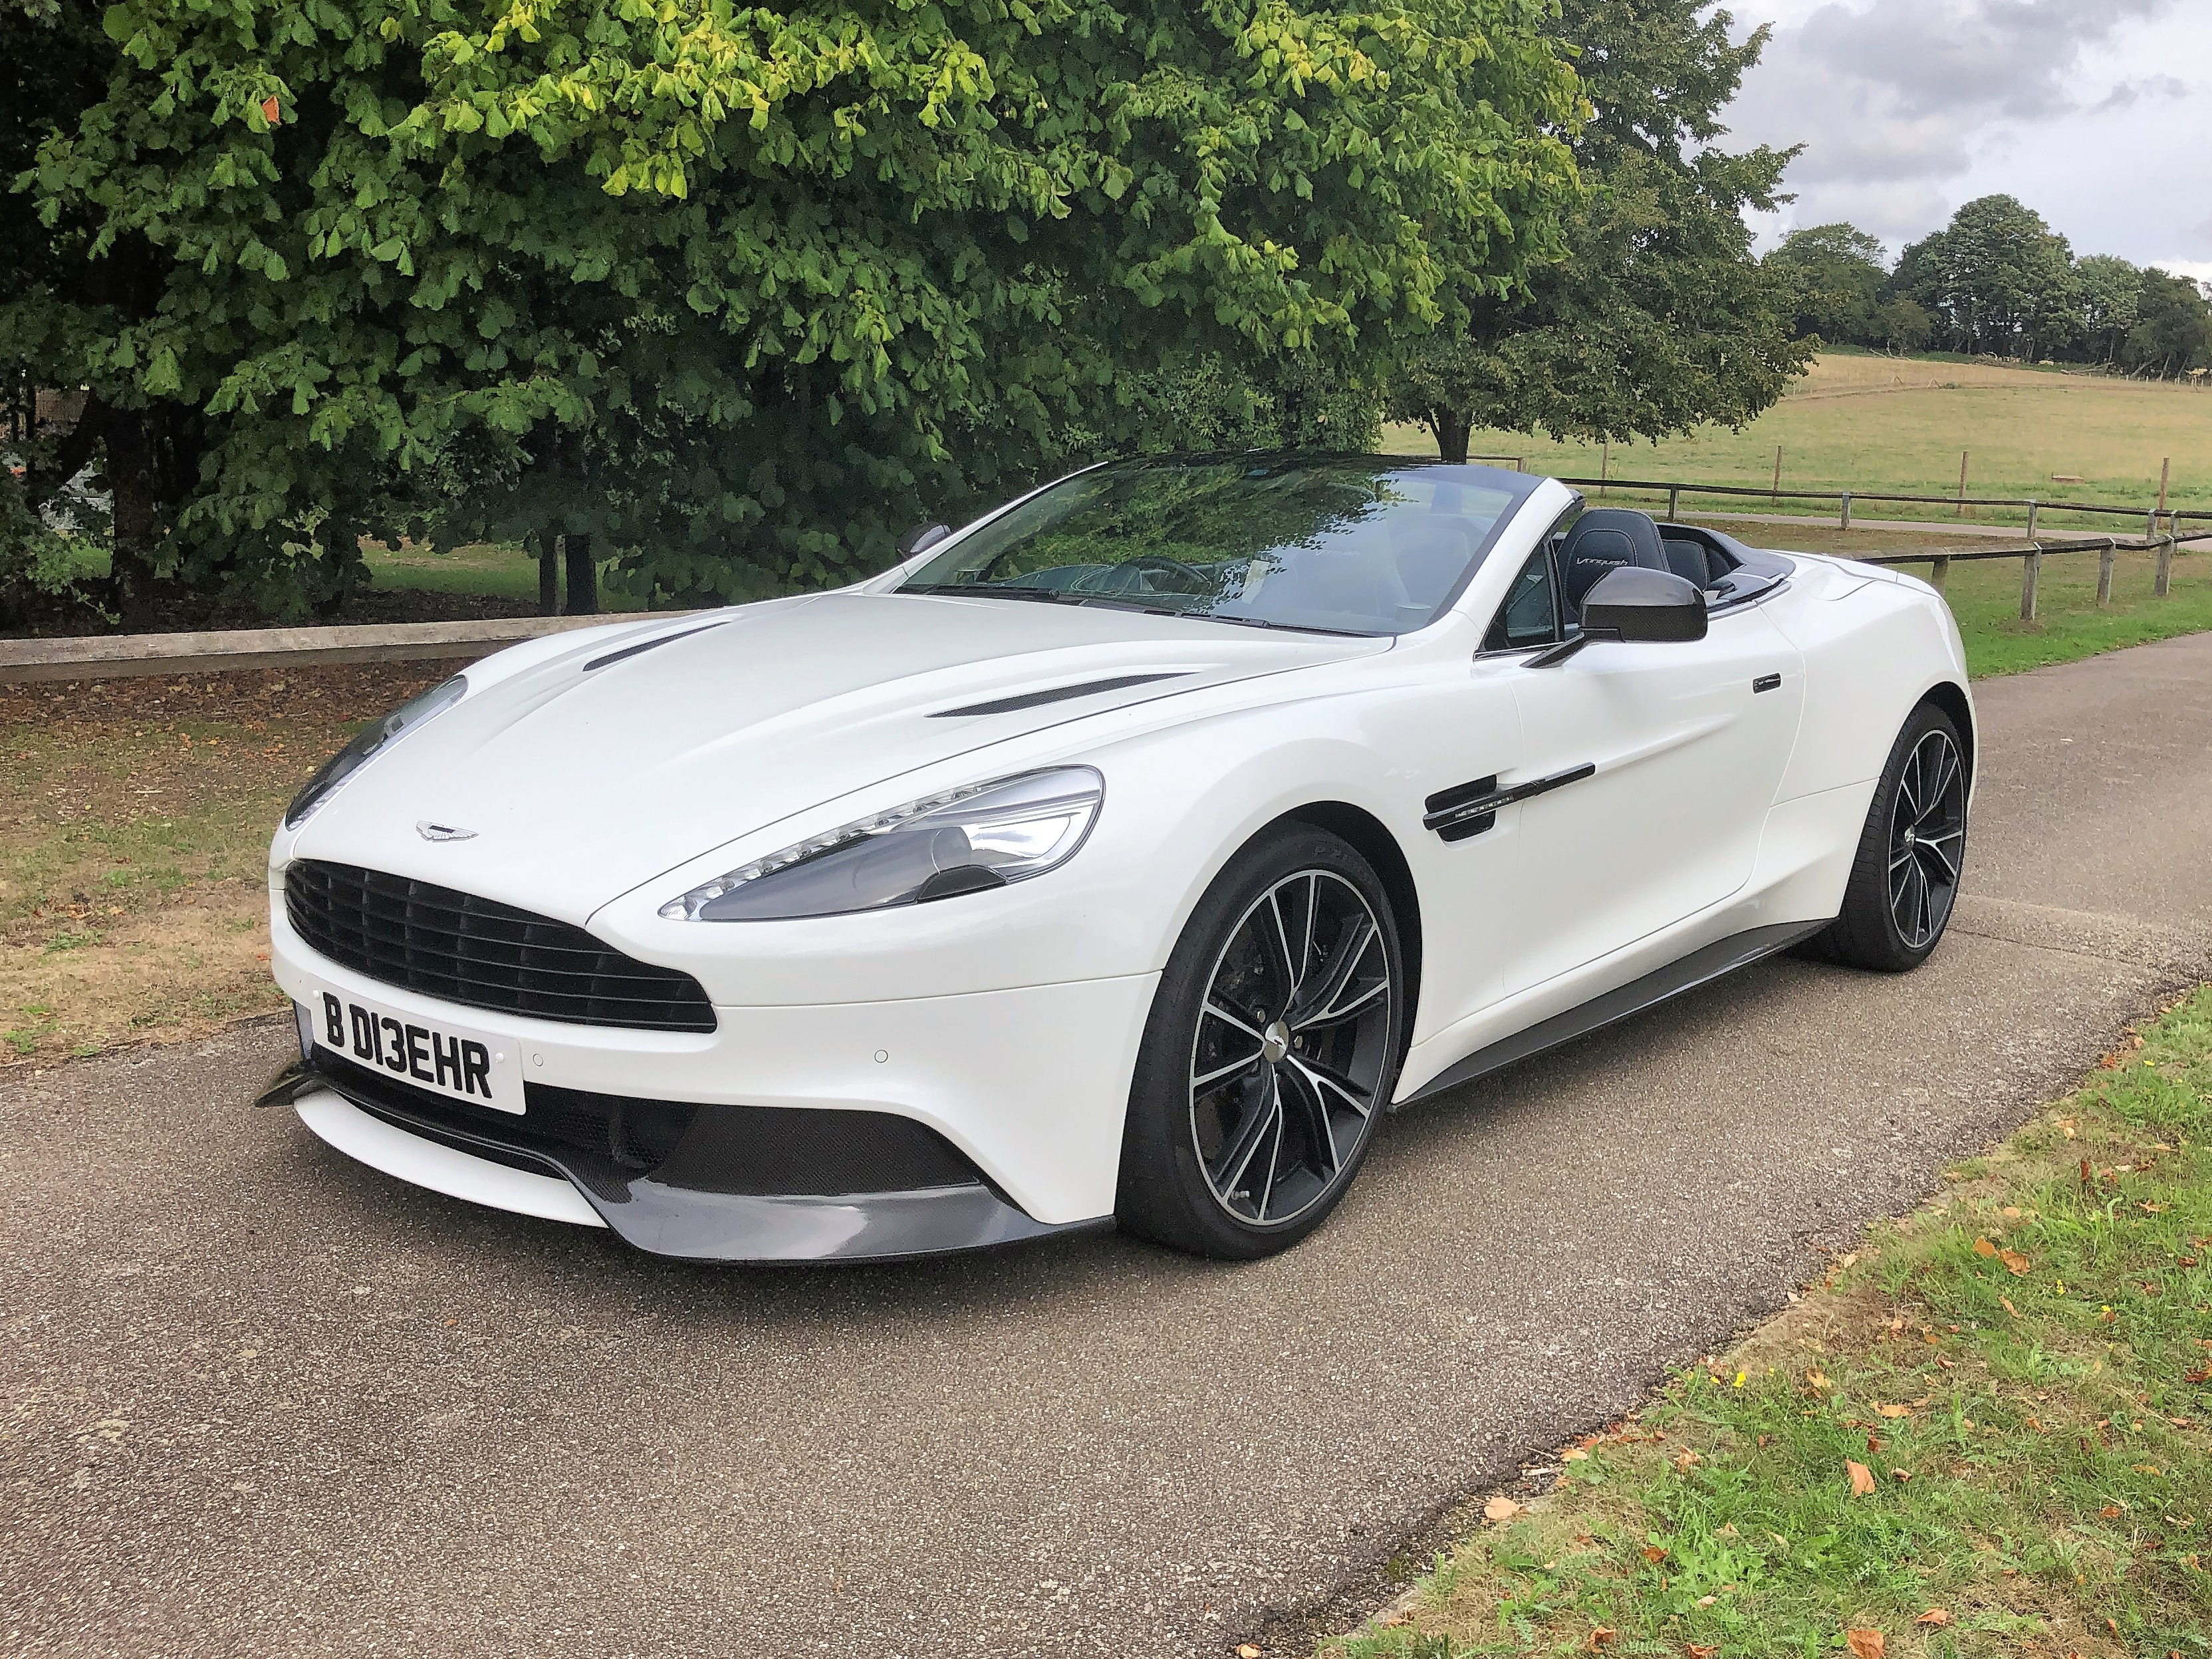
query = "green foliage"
xmin=1767 ymin=222 xmax=1887 ymax=344
xmin=14 ymin=0 xmax=1578 ymax=615
xmin=2122 ymin=269 xmax=2212 ymax=379
xmin=1890 ymin=194 xmax=2082 ymax=360
xmin=1386 ymin=0 xmax=1813 ymax=460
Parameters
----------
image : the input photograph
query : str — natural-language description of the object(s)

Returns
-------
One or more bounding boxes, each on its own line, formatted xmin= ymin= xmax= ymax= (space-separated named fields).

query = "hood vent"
xmin=582 ymin=618 xmax=731 ymax=673
xmin=929 ymin=672 xmax=1190 ymax=719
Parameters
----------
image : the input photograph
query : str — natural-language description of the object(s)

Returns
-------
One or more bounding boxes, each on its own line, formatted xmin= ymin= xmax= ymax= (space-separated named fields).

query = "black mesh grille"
xmin=309 ymin=1047 xmax=983 ymax=1202
xmin=286 ymin=860 xmax=715 ymax=1033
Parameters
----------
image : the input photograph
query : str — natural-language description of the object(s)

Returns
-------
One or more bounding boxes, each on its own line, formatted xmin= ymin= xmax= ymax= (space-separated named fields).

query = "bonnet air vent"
xmin=582 ymin=620 xmax=731 ymax=672
xmin=928 ymin=672 xmax=1191 ymax=719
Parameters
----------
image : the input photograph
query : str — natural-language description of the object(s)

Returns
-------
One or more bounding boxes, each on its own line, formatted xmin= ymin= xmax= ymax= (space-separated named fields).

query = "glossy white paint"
xmin=294 ymin=1090 xmax=607 ymax=1227
xmin=268 ymin=471 xmax=1972 ymax=1240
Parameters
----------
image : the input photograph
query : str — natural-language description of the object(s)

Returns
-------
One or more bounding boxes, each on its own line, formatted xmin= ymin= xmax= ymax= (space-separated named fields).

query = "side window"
xmin=1481 ymin=505 xmax=1579 ymax=651
xmin=1483 ymin=551 xmax=1558 ymax=651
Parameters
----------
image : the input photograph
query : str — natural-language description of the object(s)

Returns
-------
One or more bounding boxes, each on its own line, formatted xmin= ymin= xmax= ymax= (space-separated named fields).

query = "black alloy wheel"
xmin=1887 ymin=726 xmax=1966 ymax=949
xmin=1802 ymin=700 xmax=1970 ymax=972
xmin=1118 ymin=825 xmax=1405 ymax=1258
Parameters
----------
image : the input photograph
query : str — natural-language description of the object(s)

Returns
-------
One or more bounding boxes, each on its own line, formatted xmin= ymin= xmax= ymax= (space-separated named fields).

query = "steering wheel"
xmin=1124 ymin=553 xmax=1211 ymax=594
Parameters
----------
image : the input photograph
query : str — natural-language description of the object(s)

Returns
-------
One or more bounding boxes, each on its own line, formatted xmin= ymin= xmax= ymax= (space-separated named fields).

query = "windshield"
xmin=896 ymin=455 xmax=1544 ymax=636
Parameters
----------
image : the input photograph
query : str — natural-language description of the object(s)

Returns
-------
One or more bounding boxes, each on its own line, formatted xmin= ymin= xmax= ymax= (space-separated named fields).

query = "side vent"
xmin=929 ymin=672 xmax=1189 ymax=719
xmin=1423 ymin=775 xmax=1499 ymax=843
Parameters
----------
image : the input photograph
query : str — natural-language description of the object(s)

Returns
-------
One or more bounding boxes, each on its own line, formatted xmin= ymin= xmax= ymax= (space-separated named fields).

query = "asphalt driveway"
xmin=6 ymin=632 xmax=2211 ymax=1658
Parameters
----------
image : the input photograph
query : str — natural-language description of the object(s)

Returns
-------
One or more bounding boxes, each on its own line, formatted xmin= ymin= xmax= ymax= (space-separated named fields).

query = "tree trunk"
xmin=564 ymin=531 xmax=598 ymax=614
xmin=1429 ymin=408 xmax=1472 ymax=465
xmin=538 ymin=527 xmax=561 ymax=615
xmin=103 ymin=409 xmax=166 ymax=624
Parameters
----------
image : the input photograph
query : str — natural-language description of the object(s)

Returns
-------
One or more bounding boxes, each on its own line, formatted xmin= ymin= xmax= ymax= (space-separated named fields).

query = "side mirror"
xmin=1582 ymin=565 xmax=1707 ymax=643
xmin=1526 ymin=567 xmax=1706 ymax=668
xmin=898 ymin=521 xmax=953 ymax=559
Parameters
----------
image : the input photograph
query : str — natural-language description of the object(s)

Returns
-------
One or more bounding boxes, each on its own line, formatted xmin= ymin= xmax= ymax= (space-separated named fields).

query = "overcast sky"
xmin=1721 ymin=0 xmax=2212 ymax=280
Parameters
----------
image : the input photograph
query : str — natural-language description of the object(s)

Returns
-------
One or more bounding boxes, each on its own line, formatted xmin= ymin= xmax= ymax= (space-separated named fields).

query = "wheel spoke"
xmin=1203 ymin=999 xmax=1266 ymax=1043
xmin=1267 ymin=889 xmax=1301 ymax=1000
xmin=1298 ymin=975 xmax=1389 ymax=1031
xmin=1915 ymin=837 xmax=1959 ymax=885
xmin=1211 ymin=1081 xmax=1281 ymax=1202
xmin=1193 ymin=1047 xmax=1265 ymax=1090
xmin=1919 ymin=746 xmax=1958 ymax=824
xmin=1287 ymin=912 xmax=1378 ymax=1028
xmin=1255 ymin=1088 xmax=1285 ymax=1219
xmin=1289 ymin=1053 xmax=1373 ymax=1119
xmin=1277 ymin=1062 xmax=1340 ymax=1176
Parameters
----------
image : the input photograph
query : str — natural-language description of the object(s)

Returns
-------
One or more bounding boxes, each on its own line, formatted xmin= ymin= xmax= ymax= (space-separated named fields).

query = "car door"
xmin=1486 ymin=537 xmax=1806 ymax=993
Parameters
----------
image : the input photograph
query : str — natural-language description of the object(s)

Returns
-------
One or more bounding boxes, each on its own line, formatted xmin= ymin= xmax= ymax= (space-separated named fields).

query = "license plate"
xmin=302 ymin=987 xmax=521 ymax=1114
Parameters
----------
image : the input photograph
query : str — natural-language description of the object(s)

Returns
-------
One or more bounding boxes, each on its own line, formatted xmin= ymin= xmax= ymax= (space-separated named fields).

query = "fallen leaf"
xmin=1589 ymin=1628 xmax=1617 ymax=1651
xmin=1875 ymin=1403 xmax=1909 ymax=1418
xmin=1674 ymin=1449 xmax=1702 ymax=1472
xmin=1685 ymin=1646 xmax=1719 ymax=1659
xmin=1237 ymin=1647 xmax=1262 ymax=1658
xmin=2001 ymin=1297 xmax=2021 ymax=1317
xmin=1891 ymin=1469 xmax=1913 ymax=1483
xmin=1973 ymin=1238 xmax=1998 ymax=1258
xmin=1999 ymin=1248 xmax=2032 ymax=1275
xmin=1915 ymin=1608 xmax=1951 ymax=1627
xmin=1643 ymin=1545 xmax=1667 ymax=1563
xmin=1484 ymin=1495 xmax=1523 ymax=1523
xmin=1806 ymin=1368 xmax=1830 ymax=1390
xmin=2185 ymin=1367 xmax=2211 ymax=1384
xmin=1562 ymin=1448 xmax=1590 ymax=1462
xmin=1848 ymin=1460 xmax=1877 ymax=1496
xmin=1846 ymin=1628 xmax=1885 ymax=1659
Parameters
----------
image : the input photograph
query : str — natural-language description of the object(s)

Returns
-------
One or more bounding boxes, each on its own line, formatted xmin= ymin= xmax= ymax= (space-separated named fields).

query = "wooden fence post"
xmin=1929 ymin=555 xmax=1951 ymax=593
xmin=2098 ymin=539 xmax=2116 ymax=607
xmin=2157 ymin=456 xmax=2170 ymax=515
xmin=2157 ymin=529 xmax=2174 ymax=598
xmin=2026 ymin=499 xmax=2038 ymax=541
xmin=1957 ymin=450 xmax=1969 ymax=517
xmin=1839 ymin=491 xmax=1852 ymax=531
xmin=1772 ymin=445 xmax=1783 ymax=504
xmin=2020 ymin=548 xmax=2041 ymax=620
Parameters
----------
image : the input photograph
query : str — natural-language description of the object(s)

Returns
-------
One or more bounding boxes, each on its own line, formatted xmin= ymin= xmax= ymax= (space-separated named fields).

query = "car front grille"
xmin=285 ymin=859 xmax=715 ymax=1033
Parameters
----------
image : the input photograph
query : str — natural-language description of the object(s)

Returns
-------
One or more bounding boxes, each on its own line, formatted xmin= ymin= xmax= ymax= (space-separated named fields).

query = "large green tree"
xmin=20 ymin=0 xmax=1579 ymax=616
xmin=1889 ymin=195 xmax=2078 ymax=360
xmin=1765 ymin=221 xmax=1886 ymax=345
xmin=1386 ymin=0 xmax=1810 ymax=463
xmin=2120 ymin=269 xmax=2212 ymax=380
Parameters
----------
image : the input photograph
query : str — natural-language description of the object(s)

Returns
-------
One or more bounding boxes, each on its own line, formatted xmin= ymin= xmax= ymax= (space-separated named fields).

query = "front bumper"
xmin=268 ymin=908 xmax=1156 ymax=1259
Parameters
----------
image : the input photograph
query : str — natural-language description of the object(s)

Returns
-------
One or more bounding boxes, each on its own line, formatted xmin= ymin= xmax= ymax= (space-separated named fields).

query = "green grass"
xmin=1326 ymin=988 xmax=2212 ymax=1659
xmin=358 ymin=539 xmax=646 ymax=610
xmin=1385 ymin=352 xmax=2212 ymax=538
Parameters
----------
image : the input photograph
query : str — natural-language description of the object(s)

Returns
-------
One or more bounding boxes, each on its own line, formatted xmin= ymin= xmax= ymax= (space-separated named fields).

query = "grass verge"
xmin=0 ymin=665 xmax=444 ymax=1063
xmin=1325 ymin=986 xmax=2212 ymax=1659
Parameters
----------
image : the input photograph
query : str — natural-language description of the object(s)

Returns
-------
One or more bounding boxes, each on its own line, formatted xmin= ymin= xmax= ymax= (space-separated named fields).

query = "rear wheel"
xmin=1117 ymin=826 xmax=1404 ymax=1259
xmin=1804 ymin=702 xmax=1968 ymax=972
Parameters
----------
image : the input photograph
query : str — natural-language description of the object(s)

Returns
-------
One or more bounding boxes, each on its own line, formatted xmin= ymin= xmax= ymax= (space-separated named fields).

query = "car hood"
xmin=287 ymin=590 xmax=1387 ymax=922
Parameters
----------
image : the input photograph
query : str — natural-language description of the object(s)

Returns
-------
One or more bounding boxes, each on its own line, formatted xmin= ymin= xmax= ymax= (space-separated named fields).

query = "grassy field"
xmin=1386 ymin=352 xmax=2212 ymax=537
xmin=0 ymin=666 xmax=443 ymax=1062
xmin=359 ymin=539 xmax=646 ymax=610
xmin=1328 ymin=985 xmax=2212 ymax=1659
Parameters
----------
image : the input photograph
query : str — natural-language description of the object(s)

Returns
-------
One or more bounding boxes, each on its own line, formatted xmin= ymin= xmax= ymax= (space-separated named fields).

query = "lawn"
xmin=0 ymin=666 xmax=444 ymax=1063
xmin=1326 ymin=985 xmax=2212 ymax=1659
xmin=358 ymin=539 xmax=647 ymax=611
xmin=1385 ymin=352 xmax=2212 ymax=537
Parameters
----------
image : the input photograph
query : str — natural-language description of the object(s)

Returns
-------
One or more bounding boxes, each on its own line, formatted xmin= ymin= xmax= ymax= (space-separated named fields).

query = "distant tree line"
xmin=1767 ymin=196 xmax=2212 ymax=378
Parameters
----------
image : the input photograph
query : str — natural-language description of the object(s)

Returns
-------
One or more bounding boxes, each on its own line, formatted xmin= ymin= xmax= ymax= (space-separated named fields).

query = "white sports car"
xmin=261 ymin=455 xmax=1973 ymax=1261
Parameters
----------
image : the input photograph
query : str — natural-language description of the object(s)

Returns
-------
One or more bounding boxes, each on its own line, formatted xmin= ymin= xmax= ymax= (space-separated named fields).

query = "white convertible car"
xmin=261 ymin=455 xmax=1972 ymax=1261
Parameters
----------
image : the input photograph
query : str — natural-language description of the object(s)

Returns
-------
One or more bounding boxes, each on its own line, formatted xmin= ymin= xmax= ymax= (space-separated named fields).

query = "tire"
xmin=1116 ymin=825 xmax=1406 ymax=1259
xmin=1802 ymin=701 xmax=1969 ymax=972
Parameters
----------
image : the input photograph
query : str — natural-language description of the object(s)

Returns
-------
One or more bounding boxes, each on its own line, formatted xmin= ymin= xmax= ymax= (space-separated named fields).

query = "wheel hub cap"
xmin=1261 ymin=1019 xmax=1291 ymax=1065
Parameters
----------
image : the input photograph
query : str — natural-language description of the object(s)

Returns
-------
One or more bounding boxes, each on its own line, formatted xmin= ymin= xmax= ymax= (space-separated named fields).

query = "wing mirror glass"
xmin=898 ymin=521 xmax=953 ymax=559
xmin=1582 ymin=565 xmax=1708 ymax=643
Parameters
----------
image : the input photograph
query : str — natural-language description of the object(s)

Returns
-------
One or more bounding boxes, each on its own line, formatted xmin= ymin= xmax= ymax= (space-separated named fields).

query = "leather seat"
xmin=1558 ymin=509 xmax=1671 ymax=612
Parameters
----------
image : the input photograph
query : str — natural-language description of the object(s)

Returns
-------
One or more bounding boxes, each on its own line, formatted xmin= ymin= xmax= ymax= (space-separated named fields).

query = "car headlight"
xmin=661 ymin=766 xmax=1104 ymax=922
xmin=283 ymin=676 xmax=467 ymax=829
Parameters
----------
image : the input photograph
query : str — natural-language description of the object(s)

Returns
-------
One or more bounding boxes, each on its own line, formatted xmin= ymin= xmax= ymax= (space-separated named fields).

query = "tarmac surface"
xmin=6 ymin=632 xmax=2212 ymax=1658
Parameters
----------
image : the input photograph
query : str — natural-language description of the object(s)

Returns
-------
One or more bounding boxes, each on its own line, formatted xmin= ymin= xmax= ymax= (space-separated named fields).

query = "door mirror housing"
xmin=1525 ymin=566 xmax=1707 ymax=668
xmin=898 ymin=521 xmax=953 ymax=559
xmin=1581 ymin=565 xmax=1708 ymax=642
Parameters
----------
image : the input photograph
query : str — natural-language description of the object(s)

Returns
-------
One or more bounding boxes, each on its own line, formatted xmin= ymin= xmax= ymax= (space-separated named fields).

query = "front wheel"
xmin=1803 ymin=701 xmax=1969 ymax=972
xmin=1116 ymin=825 xmax=1405 ymax=1259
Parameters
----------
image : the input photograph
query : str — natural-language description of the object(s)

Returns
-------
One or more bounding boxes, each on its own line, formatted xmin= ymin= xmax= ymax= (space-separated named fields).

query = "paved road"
xmin=7 ymin=634 xmax=2212 ymax=1659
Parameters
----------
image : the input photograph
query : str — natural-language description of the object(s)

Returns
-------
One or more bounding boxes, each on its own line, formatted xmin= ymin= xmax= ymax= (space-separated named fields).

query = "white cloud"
xmin=1723 ymin=0 xmax=2212 ymax=263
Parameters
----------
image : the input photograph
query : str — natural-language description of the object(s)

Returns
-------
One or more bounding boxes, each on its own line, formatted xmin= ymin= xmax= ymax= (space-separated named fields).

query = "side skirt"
xmin=1398 ymin=919 xmax=1830 ymax=1108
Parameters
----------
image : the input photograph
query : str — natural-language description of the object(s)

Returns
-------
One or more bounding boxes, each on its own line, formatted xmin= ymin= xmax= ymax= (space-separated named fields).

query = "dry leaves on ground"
xmin=1483 ymin=1495 xmax=1523 ymax=1523
xmin=1848 ymin=1460 xmax=1878 ymax=1496
xmin=1846 ymin=1629 xmax=1886 ymax=1659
